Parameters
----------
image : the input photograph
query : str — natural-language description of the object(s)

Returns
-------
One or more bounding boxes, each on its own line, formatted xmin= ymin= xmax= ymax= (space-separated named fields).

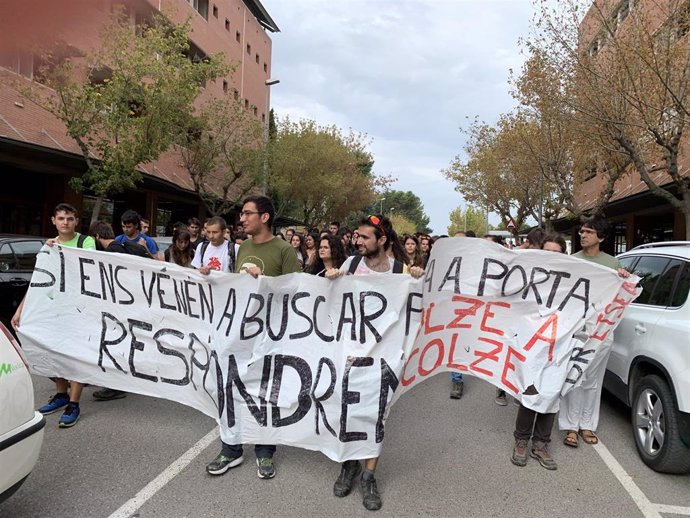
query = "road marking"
xmin=108 ymin=426 xmax=219 ymax=518
xmin=655 ymin=504 xmax=690 ymax=516
xmin=592 ymin=441 xmax=662 ymax=518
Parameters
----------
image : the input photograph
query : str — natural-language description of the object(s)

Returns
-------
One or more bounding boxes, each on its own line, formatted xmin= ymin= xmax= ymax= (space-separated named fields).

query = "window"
xmin=0 ymin=244 xmax=17 ymax=272
xmin=0 ymin=51 xmax=34 ymax=79
xmin=212 ymin=4 xmax=218 ymax=18
xmin=670 ymin=262 xmax=690 ymax=307
xmin=236 ymin=30 xmax=241 ymax=42
xmin=618 ymin=256 xmax=638 ymax=272
xmin=222 ymin=80 xmax=228 ymax=93
xmin=262 ymin=113 xmax=266 ymax=123
xmin=246 ymin=43 xmax=251 ymax=55
xmin=225 ymin=18 xmax=230 ymax=31
xmin=263 ymin=62 xmax=268 ymax=73
xmin=253 ymin=106 xmax=258 ymax=116
xmin=10 ymin=240 xmax=43 ymax=270
xmin=255 ymin=53 xmax=260 ymax=64
xmin=233 ymin=89 xmax=239 ymax=101
xmin=244 ymin=99 xmax=249 ymax=109
xmin=188 ymin=0 xmax=209 ymax=20
xmin=632 ymin=256 xmax=671 ymax=306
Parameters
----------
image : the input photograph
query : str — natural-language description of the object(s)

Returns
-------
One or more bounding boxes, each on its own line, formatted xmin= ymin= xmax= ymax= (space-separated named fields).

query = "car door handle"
xmin=10 ymin=277 xmax=28 ymax=287
xmin=634 ymin=323 xmax=647 ymax=334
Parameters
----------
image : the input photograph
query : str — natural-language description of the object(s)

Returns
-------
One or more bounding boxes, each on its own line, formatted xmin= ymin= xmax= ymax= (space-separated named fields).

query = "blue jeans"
xmin=451 ymin=372 xmax=464 ymax=383
xmin=222 ymin=442 xmax=276 ymax=459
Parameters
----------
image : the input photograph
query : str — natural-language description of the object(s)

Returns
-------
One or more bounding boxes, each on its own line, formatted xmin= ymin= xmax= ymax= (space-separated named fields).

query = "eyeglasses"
xmin=368 ymin=215 xmax=386 ymax=237
xmin=240 ymin=210 xmax=263 ymax=218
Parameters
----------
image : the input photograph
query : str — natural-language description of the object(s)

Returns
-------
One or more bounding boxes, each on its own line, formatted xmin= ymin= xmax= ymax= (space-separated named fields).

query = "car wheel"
xmin=632 ymin=374 xmax=690 ymax=474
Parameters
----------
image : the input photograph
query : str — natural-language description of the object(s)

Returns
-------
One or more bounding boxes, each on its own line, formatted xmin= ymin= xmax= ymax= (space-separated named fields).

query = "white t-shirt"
xmin=192 ymin=240 xmax=232 ymax=272
xmin=340 ymin=255 xmax=398 ymax=275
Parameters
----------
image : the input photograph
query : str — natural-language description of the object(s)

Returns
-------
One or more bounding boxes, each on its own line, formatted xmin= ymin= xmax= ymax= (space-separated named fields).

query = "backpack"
xmin=347 ymin=255 xmax=404 ymax=275
xmin=121 ymin=240 xmax=152 ymax=258
xmin=76 ymin=234 xmax=87 ymax=248
xmin=199 ymin=240 xmax=235 ymax=272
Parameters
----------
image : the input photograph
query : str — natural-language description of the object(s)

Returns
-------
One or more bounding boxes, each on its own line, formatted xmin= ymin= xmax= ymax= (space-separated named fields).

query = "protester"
xmin=324 ymin=214 xmax=423 ymax=512
xmin=285 ymin=228 xmax=295 ymax=241
xmin=116 ymin=210 xmax=159 ymax=258
xmin=12 ymin=203 xmax=96 ymax=428
xmin=205 ymin=195 xmax=301 ymax=480
xmin=88 ymin=221 xmax=149 ymax=402
xmin=290 ymin=233 xmax=306 ymax=267
xmin=403 ymin=234 xmax=425 ymax=268
xmin=520 ymin=228 xmax=546 ymax=250
xmin=510 ymin=233 xmax=566 ymax=470
xmin=187 ymin=217 xmax=205 ymax=250
xmin=306 ymin=234 xmax=347 ymax=276
xmin=166 ymin=228 xmax=194 ymax=267
xmin=304 ymin=232 xmax=319 ymax=266
xmin=329 ymin=221 xmax=340 ymax=236
xmin=420 ymin=235 xmax=433 ymax=266
xmin=192 ymin=216 xmax=234 ymax=274
xmin=559 ymin=218 xmax=629 ymax=448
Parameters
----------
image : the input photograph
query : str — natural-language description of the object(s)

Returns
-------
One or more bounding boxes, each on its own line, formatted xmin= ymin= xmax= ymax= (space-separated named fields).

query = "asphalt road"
xmin=3 ymin=373 xmax=689 ymax=518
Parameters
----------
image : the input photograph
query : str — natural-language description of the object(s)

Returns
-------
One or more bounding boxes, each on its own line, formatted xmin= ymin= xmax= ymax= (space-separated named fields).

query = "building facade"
xmin=0 ymin=0 xmax=278 ymax=236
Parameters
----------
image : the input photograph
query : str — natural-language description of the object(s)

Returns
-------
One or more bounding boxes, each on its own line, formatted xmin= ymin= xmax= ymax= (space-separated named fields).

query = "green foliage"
xmin=179 ymin=96 xmax=264 ymax=216
xmin=347 ymin=190 xmax=431 ymax=234
xmin=268 ymin=117 xmax=380 ymax=228
xmin=447 ymin=206 xmax=488 ymax=236
xmin=19 ymin=9 xmax=227 ymax=209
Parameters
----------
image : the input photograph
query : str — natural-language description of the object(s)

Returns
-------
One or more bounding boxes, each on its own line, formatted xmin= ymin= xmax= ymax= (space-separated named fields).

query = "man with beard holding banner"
xmin=205 ymin=195 xmax=301 ymax=480
xmin=325 ymin=214 xmax=424 ymax=512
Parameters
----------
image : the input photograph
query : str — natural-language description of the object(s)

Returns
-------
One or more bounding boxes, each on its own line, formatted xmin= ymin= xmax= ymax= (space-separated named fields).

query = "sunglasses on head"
xmin=368 ymin=215 xmax=386 ymax=237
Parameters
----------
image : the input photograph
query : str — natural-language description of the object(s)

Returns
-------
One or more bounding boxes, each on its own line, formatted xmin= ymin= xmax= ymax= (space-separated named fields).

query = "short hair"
xmin=338 ymin=227 xmax=351 ymax=237
xmin=581 ymin=217 xmax=611 ymax=240
xmin=543 ymin=233 xmax=567 ymax=253
xmin=121 ymin=209 xmax=141 ymax=228
xmin=243 ymin=195 xmax=276 ymax=228
xmin=188 ymin=217 xmax=201 ymax=227
xmin=206 ymin=215 xmax=227 ymax=231
xmin=526 ymin=228 xmax=546 ymax=248
xmin=141 ymin=218 xmax=150 ymax=225
xmin=89 ymin=221 xmax=114 ymax=240
xmin=54 ymin=203 xmax=78 ymax=218
xmin=330 ymin=221 xmax=340 ymax=228
xmin=465 ymin=230 xmax=476 ymax=238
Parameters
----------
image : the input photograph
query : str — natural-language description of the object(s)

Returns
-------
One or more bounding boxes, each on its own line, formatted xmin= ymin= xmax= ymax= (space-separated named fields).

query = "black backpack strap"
xmin=392 ymin=259 xmax=404 ymax=274
xmin=199 ymin=241 xmax=209 ymax=266
xmin=77 ymin=234 xmax=87 ymax=248
xmin=347 ymin=255 xmax=363 ymax=275
xmin=227 ymin=241 xmax=236 ymax=272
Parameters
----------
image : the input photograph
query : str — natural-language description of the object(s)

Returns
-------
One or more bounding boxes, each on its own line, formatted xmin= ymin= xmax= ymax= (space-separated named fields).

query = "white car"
xmin=606 ymin=242 xmax=690 ymax=473
xmin=0 ymin=323 xmax=45 ymax=503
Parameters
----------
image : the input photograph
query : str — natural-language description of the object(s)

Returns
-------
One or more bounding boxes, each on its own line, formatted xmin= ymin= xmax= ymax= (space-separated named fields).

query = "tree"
xmin=447 ymin=206 xmax=489 ymax=235
xmin=268 ymin=117 xmax=383 ymax=228
xmin=377 ymin=190 xmax=432 ymax=234
xmin=12 ymin=9 xmax=226 ymax=222
xmin=444 ymin=114 xmax=540 ymax=236
xmin=179 ymin=96 xmax=264 ymax=216
xmin=389 ymin=213 xmax=417 ymax=236
xmin=529 ymin=0 xmax=690 ymax=238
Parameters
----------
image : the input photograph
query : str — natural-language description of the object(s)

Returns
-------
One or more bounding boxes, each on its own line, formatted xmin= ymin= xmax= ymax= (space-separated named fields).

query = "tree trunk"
xmin=90 ymin=195 xmax=104 ymax=225
xmin=684 ymin=206 xmax=690 ymax=241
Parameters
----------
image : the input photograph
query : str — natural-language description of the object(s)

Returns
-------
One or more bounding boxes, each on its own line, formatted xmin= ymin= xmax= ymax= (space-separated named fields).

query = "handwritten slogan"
xmin=19 ymin=239 xmax=638 ymax=461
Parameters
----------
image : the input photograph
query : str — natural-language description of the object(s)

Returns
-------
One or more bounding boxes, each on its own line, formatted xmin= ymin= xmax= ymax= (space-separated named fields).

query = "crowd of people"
xmin=10 ymin=199 xmax=628 ymax=512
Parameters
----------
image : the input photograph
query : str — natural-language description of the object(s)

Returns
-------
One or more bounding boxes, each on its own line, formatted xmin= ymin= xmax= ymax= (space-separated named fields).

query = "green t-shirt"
xmin=58 ymin=233 xmax=96 ymax=250
xmin=573 ymin=250 xmax=621 ymax=271
xmin=235 ymin=236 xmax=301 ymax=277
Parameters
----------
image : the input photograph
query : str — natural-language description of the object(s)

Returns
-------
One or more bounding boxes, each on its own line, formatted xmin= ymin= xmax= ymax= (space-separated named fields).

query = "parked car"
xmin=0 ymin=321 xmax=45 ymax=503
xmin=0 ymin=235 xmax=46 ymax=331
xmin=605 ymin=241 xmax=690 ymax=474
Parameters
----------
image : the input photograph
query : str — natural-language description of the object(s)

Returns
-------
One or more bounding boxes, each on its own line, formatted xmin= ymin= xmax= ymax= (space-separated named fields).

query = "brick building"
xmin=0 ymin=0 xmax=278 ymax=236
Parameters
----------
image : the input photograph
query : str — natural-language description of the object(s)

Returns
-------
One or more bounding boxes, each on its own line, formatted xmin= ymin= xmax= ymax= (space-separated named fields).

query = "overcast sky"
xmin=261 ymin=0 xmax=535 ymax=233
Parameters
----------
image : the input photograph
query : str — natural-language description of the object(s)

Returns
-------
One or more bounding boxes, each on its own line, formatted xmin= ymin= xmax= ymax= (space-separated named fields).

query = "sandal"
xmin=579 ymin=429 xmax=599 ymax=445
xmin=563 ymin=430 xmax=579 ymax=448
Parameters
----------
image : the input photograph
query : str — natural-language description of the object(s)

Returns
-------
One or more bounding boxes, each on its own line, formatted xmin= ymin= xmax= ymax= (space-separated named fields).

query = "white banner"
xmin=19 ymin=238 xmax=638 ymax=461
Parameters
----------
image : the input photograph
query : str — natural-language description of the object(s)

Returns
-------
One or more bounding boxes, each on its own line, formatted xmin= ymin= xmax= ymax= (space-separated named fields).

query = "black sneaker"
xmin=206 ymin=453 xmax=243 ymax=476
xmin=360 ymin=475 xmax=382 ymax=511
xmin=450 ymin=381 xmax=464 ymax=399
xmin=495 ymin=389 xmax=508 ymax=406
xmin=256 ymin=457 xmax=275 ymax=479
xmin=333 ymin=460 xmax=362 ymax=497
xmin=93 ymin=388 xmax=127 ymax=401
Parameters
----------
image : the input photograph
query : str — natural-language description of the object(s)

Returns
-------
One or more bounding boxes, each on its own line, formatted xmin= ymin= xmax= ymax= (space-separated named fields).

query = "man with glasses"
xmin=325 ymin=214 xmax=423 ymax=511
xmin=559 ymin=218 xmax=629 ymax=448
xmin=205 ymin=195 xmax=300 ymax=480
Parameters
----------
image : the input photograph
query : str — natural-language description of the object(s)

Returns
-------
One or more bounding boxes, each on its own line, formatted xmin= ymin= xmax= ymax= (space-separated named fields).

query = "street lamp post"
xmin=379 ymin=197 xmax=385 ymax=214
xmin=262 ymin=78 xmax=280 ymax=195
